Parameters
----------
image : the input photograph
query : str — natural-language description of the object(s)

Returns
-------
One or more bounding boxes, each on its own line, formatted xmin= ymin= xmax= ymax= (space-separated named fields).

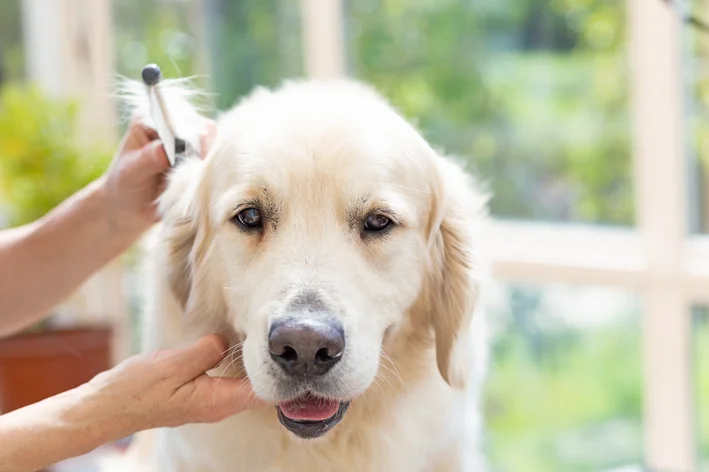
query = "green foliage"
xmin=0 ymin=0 xmax=24 ymax=83
xmin=347 ymin=0 xmax=632 ymax=226
xmin=0 ymin=84 xmax=112 ymax=227
xmin=113 ymin=0 xmax=200 ymax=82
xmin=113 ymin=0 xmax=301 ymax=113
xmin=483 ymin=288 xmax=643 ymax=471
xmin=202 ymin=0 xmax=302 ymax=109
xmin=695 ymin=309 xmax=709 ymax=468
xmin=479 ymin=52 xmax=632 ymax=224
xmin=684 ymin=3 xmax=709 ymax=233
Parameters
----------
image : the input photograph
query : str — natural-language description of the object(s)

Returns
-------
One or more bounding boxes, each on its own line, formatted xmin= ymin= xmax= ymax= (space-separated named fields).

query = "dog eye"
xmin=234 ymin=208 xmax=263 ymax=229
xmin=364 ymin=213 xmax=391 ymax=232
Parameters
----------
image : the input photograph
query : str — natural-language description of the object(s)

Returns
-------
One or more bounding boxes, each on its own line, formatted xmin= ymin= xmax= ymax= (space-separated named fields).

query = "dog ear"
xmin=423 ymin=156 xmax=488 ymax=389
xmin=158 ymin=158 xmax=229 ymax=326
xmin=158 ymin=160 xmax=204 ymax=308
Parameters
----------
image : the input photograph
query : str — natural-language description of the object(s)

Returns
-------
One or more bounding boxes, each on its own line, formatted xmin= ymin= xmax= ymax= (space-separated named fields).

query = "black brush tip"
xmin=141 ymin=64 xmax=162 ymax=86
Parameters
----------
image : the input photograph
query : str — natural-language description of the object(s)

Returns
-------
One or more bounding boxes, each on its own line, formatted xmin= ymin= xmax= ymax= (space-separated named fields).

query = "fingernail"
xmin=210 ymin=334 xmax=229 ymax=353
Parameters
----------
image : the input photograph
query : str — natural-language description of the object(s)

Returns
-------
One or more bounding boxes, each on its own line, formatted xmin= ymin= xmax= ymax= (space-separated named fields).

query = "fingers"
xmin=126 ymin=123 xmax=215 ymax=175
xmin=121 ymin=112 xmax=216 ymax=168
xmin=168 ymin=334 xmax=230 ymax=383
xmin=122 ymin=116 xmax=159 ymax=151
xmin=202 ymin=377 xmax=266 ymax=419
xmin=123 ymin=140 xmax=170 ymax=179
xmin=141 ymin=140 xmax=171 ymax=172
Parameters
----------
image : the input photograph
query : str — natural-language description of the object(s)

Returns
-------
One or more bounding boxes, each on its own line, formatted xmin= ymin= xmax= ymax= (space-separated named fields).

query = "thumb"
xmin=169 ymin=334 xmax=230 ymax=382
xmin=205 ymin=377 xmax=266 ymax=418
xmin=128 ymin=139 xmax=170 ymax=176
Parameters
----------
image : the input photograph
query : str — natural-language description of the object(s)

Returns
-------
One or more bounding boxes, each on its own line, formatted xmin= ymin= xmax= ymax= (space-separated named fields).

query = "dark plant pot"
xmin=0 ymin=325 xmax=112 ymax=413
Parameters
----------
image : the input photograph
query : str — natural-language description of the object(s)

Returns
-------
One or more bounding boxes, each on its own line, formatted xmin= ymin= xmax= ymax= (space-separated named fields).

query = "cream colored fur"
xmin=103 ymin=78 xmax=491 ymax=472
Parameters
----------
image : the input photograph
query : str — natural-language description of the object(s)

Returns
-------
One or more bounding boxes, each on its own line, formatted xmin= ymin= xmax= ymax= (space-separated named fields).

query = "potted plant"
xmin=0 ymin=83 xmax=115 ymax=413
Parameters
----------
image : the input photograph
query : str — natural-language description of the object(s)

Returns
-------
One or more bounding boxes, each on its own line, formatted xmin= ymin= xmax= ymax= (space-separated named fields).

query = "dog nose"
xmin=268 ymin=318 xmax=345 ymax=377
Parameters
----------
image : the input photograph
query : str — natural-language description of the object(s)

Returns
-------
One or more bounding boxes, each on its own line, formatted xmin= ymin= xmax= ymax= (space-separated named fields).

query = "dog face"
xmin=156 ymin=80 xmax=484 ymax=439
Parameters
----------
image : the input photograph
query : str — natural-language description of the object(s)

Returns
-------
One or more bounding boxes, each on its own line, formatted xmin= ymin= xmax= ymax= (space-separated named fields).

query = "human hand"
xmin=78 ymin=334 xmax=264 ymax=436
xmin=101 ymin=116 xmax=216 ymax=237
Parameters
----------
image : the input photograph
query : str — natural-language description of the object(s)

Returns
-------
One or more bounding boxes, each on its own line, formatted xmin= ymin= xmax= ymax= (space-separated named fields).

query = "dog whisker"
xmin=211 ymin=349 xmax=249 ymax=409
xmin=374 ymin=369 xmax=397 ymax=392
xmin=379 ymin=353 xmax=407 ymax=395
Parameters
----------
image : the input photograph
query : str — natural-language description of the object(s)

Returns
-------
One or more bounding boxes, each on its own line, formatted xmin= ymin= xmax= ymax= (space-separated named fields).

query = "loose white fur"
xmin=103 ymin=77 xmax=491 ymax=472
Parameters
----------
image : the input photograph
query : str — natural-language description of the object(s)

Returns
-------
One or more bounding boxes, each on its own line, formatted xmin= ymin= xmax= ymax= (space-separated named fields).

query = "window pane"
xmin=202 ymin=0 xmax=302 ymax=109
xmin=686 ymin=1 xmax=709 ymax=234
xmin=113 ymin=0 xmax=302 ymax=109
xmin=0 ymin=0 xmax=24 ymax=229
xmin=0 ymin=0 xmax=23 ymax=85
xmin=484 ymin=283 xmax=643 ymax=471
xmin=113 ymin=0 xmax=203 ymax=81
xmin=344 ymin=0 xmax=633 ymax=226
xmin=695 ymin=163 xmax=709 ymax=234
xmin=695 ymin=305 xmax=709 ymax=470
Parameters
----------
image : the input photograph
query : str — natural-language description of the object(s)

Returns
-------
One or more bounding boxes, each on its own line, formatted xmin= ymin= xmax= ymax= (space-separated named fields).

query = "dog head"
xmin=133 ymin=79 xmax=486 ymax=439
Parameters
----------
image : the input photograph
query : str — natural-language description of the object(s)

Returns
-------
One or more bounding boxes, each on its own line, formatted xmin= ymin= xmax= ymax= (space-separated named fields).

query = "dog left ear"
xmin=159 ymin=160 xmax=228 ymax=324
xmin=423 ymin=157 xmax=486 ymax=389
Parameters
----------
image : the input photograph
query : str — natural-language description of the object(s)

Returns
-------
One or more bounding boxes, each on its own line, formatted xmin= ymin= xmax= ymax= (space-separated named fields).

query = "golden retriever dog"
xmin=107 ymin=77 xmax=491 ymax=472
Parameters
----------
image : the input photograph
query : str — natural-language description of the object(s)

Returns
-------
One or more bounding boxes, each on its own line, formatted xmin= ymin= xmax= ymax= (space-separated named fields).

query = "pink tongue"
xmin=279 ymin=396 xmax=340 ymax=421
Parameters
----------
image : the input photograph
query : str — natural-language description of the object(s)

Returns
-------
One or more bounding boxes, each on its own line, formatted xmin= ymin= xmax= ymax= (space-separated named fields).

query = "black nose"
xmin=268 ymin=318 xmax=345 ymax=377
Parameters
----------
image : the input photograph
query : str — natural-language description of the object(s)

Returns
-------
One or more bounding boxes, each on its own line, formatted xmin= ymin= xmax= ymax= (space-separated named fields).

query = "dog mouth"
xmin=276 ymin=393 xmax=350 ymax=439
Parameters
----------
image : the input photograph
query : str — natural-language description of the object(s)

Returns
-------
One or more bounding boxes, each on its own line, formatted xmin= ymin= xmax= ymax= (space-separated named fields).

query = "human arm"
xmin=0 ymin=119 xmax=215 ymax=337
xmin=0 ymin=334 xmax=263 ymax=472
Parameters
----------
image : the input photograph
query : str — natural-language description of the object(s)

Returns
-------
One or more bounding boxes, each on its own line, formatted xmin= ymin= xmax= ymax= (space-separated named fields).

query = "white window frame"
xmin=20 ymin=0 xmax=706 ymax=469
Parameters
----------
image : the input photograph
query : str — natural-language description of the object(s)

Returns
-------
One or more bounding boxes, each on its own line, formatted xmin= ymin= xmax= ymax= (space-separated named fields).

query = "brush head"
xmin=141 ymin=64 xmax=162 ymax=86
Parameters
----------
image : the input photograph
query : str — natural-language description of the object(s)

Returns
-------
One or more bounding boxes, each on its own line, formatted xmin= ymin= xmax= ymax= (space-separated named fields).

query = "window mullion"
xmin=300 ymin=0 xmax=345 ymax=79
xmin=629 ymin=0 xmax=695 ymax=469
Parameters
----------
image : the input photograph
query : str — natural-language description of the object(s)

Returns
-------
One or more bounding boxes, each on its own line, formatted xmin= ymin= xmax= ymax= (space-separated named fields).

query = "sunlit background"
xmin=0 ymin=1 xmax=708 ymax=471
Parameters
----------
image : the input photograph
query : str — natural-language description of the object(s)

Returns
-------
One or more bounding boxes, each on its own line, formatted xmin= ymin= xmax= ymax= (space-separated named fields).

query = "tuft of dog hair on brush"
xmin=112 ymin=74 xmax=214 ymax=160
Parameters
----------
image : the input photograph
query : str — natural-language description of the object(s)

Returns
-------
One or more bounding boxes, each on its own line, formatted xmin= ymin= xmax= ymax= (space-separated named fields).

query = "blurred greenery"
xmin=0 ymin=0 xmax=24 ymax=83
xmin=347 ymin=0 xmax=632 ymax=226
xmin=201 ymin=0 xmax=302 ymax=109
xmin=695 ymin=307 xmax=709 ymax=470
xmin=687 ymin=0 xmax=709 ymax=234
xmin=113 ymin=0 xmax=301 ymax=112
xmin=484 ymin=285 xmax=643 ymax=471
xmin=113 ymin=0 xmax=201 ymax=82
xmin=0 ymin=84 xmax=112 ymax=227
